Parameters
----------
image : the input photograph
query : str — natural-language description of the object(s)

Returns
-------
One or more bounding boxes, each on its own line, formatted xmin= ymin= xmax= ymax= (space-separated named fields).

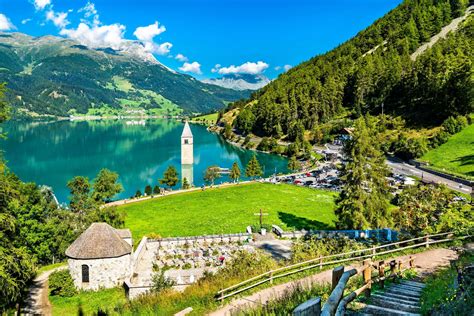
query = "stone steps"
xmin=355 ymin=279 xmax=425 ymax=316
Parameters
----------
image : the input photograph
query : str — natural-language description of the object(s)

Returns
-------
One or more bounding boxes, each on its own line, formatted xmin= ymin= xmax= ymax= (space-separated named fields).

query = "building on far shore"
xmin=65 ymin=222 xmax=133 ymax=290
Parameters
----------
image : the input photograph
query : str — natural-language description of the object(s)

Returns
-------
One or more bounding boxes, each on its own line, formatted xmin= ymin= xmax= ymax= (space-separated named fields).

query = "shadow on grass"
xmin=451 ymin=154 xmax=474 ymax=176
xmin=278 ymin=211 xmax=332 ymax=231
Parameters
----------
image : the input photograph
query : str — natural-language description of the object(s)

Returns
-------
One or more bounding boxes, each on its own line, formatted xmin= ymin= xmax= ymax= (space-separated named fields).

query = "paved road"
xmin=386 ymin=158 xmax=472 ymax=195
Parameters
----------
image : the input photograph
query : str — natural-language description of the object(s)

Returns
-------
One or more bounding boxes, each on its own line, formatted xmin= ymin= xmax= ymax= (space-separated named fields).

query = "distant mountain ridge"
xmin=202 ymin=74 xmax=270 ymax=91
xmin=0 ymin=32 xmax=251 ymax=117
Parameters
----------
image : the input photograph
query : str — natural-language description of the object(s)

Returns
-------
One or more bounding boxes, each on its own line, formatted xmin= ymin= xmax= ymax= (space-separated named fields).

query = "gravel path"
xmin=22 ymin=266 xmax=66 ymax=316
xmin=208 ymin=247 xmax=458 ymax=315
xmin=411 ymin=5 xmax=473 ymax=60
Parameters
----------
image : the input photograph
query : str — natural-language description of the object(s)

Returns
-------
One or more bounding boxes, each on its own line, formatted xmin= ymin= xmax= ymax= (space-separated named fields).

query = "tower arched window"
xmin=81 ymin=264 xmax=89 ymax=283
xmin=184 ymin=139 xmax=189 ymax=144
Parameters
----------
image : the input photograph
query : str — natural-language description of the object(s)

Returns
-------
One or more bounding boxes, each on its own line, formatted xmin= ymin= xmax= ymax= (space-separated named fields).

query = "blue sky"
xmin=0 ymin=0 xmax=402 ymax=79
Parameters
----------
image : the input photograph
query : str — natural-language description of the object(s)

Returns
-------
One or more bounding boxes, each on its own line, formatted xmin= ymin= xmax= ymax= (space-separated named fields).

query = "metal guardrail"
xmin=216 ymin=232 xmax=468 ymax=302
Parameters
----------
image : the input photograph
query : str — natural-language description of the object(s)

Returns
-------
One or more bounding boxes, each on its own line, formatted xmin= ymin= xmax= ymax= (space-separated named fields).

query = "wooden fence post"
xmin=398 ymin=260 xmax=403 ymax=275
xmin=220 ymin=292 xmax=224 ymax=304
xmin=269 ymin=271 xmax=273 ymax=284
xmin=319 ymin=256 xmax=323 ymax=270
xmin=293 ymin=297 xmax=321 ymax=316
xmin=378 ymin=260 xmax=385 ymax=289
xmin=363 ymin=259 xmax=372 ymax=298
xmin=372 ymin=246 xmax=376 ymax=256
xmin=424 ymin=236 xmax=429 ymax=248
xmin=332 ymin=266 xmax=344 ymax=290
xmin=390 ymin=260 xmax=397 ymax=277
xmin=409 ymin=256 xmax=415 ymax=269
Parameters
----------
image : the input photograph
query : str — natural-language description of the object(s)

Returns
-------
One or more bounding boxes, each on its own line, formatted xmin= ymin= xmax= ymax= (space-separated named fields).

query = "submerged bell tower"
xmin=181 ymin=121 xmax=193 ymax=165
xmin=181 ymin=121 xmax=194 ymax=185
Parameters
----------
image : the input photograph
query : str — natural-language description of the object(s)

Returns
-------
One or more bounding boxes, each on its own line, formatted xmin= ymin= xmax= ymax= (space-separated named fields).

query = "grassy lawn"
xmin=420 ymin=123 xmax=474 ymax=179
xmin=50 ymin=287 xmax=126 ymax=315
xmin=191 ymin=112 xmax=218 ymax=124
xmin=120 ymin=183 xmax=337 ymax=240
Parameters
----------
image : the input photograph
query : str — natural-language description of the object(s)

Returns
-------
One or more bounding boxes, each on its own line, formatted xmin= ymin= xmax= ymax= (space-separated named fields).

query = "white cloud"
xmin=133 ymin=21 xmax=166 ymax=42
xmin=217 ymin=61 xmax=269 ymax=75
xmin=284 ymin=64 xmax=292 ymax=71
xmin=46 ymin=10 xmax=69 ymax=28
xmin=79 ymin=1 xmax=100 ymax=26
xmin=60 ymin=22 xmax=126 ymax=50
xmin=211 ymin=64 xmax=221 ymax=73
xmin=133 ymin=21 xmax=171 ymax=55
xmin=34 ymin=0 xmax=51 ymax=10
xmin=21 ymin=18 xmax=32 ymax=25
xmin=0 ymin=14 xmax=15 ymax=31
xmin=175 ymin=53 xmax=188 ymax=62
xmin=179 ymin=61 xmax=202 ymax=74
xmin=274 ymin=66 xmax=281 ymax=71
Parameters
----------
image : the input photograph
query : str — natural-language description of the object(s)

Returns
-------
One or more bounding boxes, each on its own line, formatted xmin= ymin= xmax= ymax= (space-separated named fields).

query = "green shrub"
xmin=151 ymin=269 xmax=175 ymax=293
xmin=49 ymin=269 xmax=77 ymax=297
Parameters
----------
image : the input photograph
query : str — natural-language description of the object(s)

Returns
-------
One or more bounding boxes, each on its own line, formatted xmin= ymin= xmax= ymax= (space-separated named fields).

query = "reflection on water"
xmin=1 ymin=119 xmax=289 ymax=203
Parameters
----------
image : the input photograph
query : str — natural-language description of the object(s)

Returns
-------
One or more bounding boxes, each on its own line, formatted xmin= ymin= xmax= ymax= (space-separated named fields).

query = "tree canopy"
xmin=245 ymin=155 xmax=263 ymax=179
xmin=159 ymin=166 xmax=179 ymax=188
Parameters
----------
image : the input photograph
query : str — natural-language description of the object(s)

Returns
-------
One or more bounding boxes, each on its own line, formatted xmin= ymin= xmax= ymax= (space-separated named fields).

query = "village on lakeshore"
xmin=0 ymin=1 xmax=473 ymax=316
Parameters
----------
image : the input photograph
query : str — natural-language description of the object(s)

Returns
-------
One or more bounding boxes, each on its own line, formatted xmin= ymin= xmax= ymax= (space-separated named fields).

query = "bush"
xmin=49 ymin=269 xmax=77 ymax=297
xmin=442 ymin=115 xmax=468 ymax=135
xmin=392 ymin=134 xmax=428 ymax=160
xmin=151 ymin=269 xmax=175 ymax=293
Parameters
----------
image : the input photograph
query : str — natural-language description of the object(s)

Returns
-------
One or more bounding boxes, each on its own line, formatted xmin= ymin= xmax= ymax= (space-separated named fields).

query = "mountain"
xmin=225 ymin=0 xmax=473 ymax=138
xmin=202 ymin=74 xmax=270 ymax=91
xmin=0 ymin=32 xmax=251 ymax=117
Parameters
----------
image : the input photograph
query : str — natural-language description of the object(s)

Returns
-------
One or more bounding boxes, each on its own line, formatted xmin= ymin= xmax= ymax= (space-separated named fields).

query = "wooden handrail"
xmin=216 ymin=232 xmax=465 ymax=302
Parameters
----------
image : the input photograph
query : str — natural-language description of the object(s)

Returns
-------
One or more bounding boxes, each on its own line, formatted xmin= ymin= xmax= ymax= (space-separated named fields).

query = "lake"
xmin=1 ymin=119 xmax=289 ymax=203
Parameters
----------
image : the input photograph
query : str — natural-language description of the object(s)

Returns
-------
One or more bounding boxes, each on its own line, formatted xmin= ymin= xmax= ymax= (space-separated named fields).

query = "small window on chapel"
xmin=184 ymin=139 xmax=189 ymax=144
xmin=81 ymin=265 xmax=89 ymax=283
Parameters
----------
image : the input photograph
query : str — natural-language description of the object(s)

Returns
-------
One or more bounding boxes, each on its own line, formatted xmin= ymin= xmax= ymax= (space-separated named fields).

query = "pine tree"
xmin=182 ymin=177 xmax=190 ymax=189
xmin=288 ymin=156 xmax=301 ymax=172
xmin=153 ymin=185 xmax=161 ymax=195
xmin=145 ymin=185 xmax=153 ymax=196
xmin=335 ymin=115 xmax=391 ymax=229
xmin=245 ymin=154 xmax=263 ymax=179
xmin=229 ymin=162 xmax=241 ymax=182
xmin=204 ymin=166 xmax=221 ymax=185
xmin=159 ymin=166 xmax=179 ymax=188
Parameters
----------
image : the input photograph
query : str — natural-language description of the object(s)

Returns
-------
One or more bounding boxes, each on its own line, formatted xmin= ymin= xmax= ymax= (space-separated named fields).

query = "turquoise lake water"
xmin=1 ymin=119 xmax=288 ymax=203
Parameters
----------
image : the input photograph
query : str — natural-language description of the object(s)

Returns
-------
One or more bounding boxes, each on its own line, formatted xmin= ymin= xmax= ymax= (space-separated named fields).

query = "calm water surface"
xmin=1 ymin=119 xmax=288 ymax=203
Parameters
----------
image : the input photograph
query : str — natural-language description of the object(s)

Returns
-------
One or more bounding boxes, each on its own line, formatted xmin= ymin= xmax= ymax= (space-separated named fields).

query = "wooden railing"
xmin=216 ymin=232 xmax=467 ymax=302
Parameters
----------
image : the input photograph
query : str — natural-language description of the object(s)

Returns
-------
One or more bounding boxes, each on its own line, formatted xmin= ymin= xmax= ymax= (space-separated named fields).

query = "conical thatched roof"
xmin=66 ymin=223 xmax=132 ymax=259
xmin=181 ymin=121 xmax=193 ymax=138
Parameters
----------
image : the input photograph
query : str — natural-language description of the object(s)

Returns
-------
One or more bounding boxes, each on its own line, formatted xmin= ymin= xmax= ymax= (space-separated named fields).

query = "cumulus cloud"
xmin=60 ymin=22 xmax=126 ymax=50
xmin=217 ymin=61 xmax=269 ymax=75
xmin=175 ymin=53 xmax=188 ymax=62
xmin=133 ymin=21 xmax=171 ymax=55
xmin=284 ymin=64 xmax=292 ymax=71
xmin=34 ymin=0 xmax=51 ymax=10
xmin=21 ymin=18 xmax=32 ymax=25
xmin=0 ymin=14 xmax=15 ymax=31
xmin=79 ymin=1 xmax=100 ymax=26
xmin=46 ymin=10 xmax=69 ymax=28
xmin=134 ymin=21 xmax=166 ymax=42
xmin=179 ymin=61 xmax=202 ymax=74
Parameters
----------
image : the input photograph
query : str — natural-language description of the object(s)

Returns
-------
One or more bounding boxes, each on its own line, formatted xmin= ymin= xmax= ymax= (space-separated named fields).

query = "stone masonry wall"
xmin=68 ymin=255 xmax=132 ymax=291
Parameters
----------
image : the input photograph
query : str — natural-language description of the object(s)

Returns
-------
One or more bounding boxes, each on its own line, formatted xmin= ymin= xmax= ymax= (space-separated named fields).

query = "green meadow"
xmin=119 ymin=182 xmax=338 ymax=240
xmin=421 ymin=123 xmax=474 ymax=179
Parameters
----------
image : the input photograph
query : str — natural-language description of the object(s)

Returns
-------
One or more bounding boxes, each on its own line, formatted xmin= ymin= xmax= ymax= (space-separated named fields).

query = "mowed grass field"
xmin=120 ymin=183 xmax=338 ymax=239
xmin=421 ymin=123 xmax=474 ymax=178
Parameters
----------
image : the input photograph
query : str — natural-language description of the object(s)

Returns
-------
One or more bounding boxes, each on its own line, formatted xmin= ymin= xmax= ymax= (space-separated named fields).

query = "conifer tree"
xmin=229 ymin=162 xmax=241 ymax=182
xmin=182 ymin=177 xmax=190 ymax=189
xmin=145 ymin=185 xmax=153 ymax=196
xmin=159 ymin=166 xmax=179 ymax=188
xmin=288 ymin=156 xmax=301 ymax=172
xmin=335 ymin=115 xmax=391 ymax=229
xmin=245 ymin=154 xmax=263 ymax=179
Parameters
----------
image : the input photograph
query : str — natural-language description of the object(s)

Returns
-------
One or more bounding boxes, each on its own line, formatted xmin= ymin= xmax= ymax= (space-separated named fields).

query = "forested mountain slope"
xmin=0 ymin=33 xmax=250 ymax=117
xmin=227 ymin=0 xmax=473 ymax=137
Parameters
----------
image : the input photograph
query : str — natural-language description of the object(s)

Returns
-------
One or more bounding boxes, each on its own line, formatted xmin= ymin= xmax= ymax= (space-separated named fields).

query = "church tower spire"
xmin=181 ymin=121 xmax=193 ymax=165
